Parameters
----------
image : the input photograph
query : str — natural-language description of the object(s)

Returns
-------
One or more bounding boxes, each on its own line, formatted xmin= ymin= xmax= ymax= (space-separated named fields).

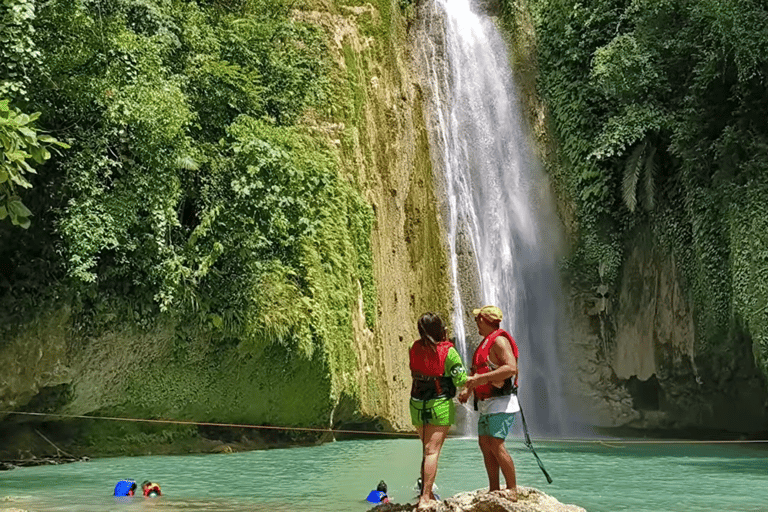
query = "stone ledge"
xmin=369 ymin=486 xmax=586 ymax=512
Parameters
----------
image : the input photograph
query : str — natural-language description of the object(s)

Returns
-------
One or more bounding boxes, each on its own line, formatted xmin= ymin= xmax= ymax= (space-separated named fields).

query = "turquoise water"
xmin=2 ymin=438 xmax=767 ymax=511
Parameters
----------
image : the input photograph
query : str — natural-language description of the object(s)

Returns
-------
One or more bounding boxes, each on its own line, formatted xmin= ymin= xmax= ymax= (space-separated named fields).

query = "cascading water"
xmin=416 ymin=0 xmax=570 ymax=435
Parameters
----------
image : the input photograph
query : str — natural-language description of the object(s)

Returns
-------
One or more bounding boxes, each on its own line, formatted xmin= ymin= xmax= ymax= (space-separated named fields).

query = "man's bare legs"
xmin=417 ymin=424 xmax=450 ymax=509
xmin=479 ymin=435 xmax=501 ymax=490
xmin=478 ymin=435 xmax=517 ymax=500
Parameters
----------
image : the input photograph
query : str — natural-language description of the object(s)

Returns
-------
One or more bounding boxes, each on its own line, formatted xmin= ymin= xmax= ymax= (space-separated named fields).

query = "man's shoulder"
xmin=490 ymin=334 xmax=516 ymax=357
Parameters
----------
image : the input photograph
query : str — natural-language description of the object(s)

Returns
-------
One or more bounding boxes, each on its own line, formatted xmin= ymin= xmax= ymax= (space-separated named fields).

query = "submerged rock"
xmin=2 ymin=494 xmax=29 ymax=512
xmin=1 ymin=499 xmax=28 ymax=512
xmin=370 ymin=487 xmax=586 ymax=512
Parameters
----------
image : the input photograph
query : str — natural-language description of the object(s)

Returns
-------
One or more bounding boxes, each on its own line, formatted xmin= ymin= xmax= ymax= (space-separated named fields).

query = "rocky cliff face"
xmin=0 ymin=0 xmax=452 ymax=455
xmin=566 ymin=228 xmax=768 ymax=435
xmin=296 ymin=0 xmax=453 ymax=431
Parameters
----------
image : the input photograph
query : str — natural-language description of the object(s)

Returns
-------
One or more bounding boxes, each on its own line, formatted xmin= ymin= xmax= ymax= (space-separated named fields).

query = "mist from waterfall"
xmin=417 ymin=0 xmax=570 ymax=435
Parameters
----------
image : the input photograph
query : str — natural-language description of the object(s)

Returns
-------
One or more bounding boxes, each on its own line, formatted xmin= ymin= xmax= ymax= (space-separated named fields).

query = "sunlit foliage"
xmin=511 ymin=0 xmax=768 ymax=375
xmin=0 ymin=0 xmax=374 ymax=388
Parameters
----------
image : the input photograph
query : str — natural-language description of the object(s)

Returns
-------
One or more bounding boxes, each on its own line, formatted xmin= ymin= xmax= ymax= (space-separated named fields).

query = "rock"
xmin=210 ymin=444 xmax=235 ymax=454
xmin=369 ymin=487 xmax=586 ymax=512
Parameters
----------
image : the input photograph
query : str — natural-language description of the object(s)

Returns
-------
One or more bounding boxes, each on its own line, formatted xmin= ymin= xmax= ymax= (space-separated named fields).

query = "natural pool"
xmin=2 ymin=437 xmax=767 ymax=511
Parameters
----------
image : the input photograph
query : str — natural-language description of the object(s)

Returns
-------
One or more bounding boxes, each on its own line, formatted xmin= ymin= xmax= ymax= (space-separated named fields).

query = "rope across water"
xmin=0 ymin=410 xmax=417 ymax=437
xmin=3 ymin=411 xmax=767 ymax=444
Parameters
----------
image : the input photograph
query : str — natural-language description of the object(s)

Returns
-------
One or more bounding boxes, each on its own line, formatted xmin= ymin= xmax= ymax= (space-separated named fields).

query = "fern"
xmin=622 ymin=139 xmax=658 ymax=212
xmin=623 ymin=140 xmax=646 ymax=212
xmin=642 ymin=144 xmax=657 ymax=211
xmin=175 ymin=155 xmax=199 ymax=171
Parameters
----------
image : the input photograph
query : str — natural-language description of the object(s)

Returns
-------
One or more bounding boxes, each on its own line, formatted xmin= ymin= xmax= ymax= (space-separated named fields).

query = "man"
xmin=458 ymin=305 xmax=519 ymax=501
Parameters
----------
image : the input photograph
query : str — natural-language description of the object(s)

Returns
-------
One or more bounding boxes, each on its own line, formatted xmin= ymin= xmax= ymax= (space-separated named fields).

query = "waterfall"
xmin=416 ymin=0 xmax=569 ymax=435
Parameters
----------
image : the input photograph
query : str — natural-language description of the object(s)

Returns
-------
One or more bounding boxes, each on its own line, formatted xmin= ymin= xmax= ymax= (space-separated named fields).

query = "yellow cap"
xmin=472 ymin=305 xmax=503 ymax=323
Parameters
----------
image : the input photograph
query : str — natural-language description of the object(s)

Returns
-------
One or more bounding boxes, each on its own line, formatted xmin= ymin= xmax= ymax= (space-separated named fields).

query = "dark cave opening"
xmin=625 ymin=374 xmax=661 ymax=411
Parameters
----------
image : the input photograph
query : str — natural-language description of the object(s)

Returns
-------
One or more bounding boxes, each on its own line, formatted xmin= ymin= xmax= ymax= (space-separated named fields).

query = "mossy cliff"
xmin=501 ymin=0 xmax=768 ymax=436
xmin=293 ymin=0 xmax=453 ymax=431
xmin=0 ymin=0 xmax=450 ymax=456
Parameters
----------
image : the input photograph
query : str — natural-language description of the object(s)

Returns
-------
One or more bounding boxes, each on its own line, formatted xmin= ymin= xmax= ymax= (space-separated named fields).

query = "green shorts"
xmin=478 ymin=412 xmax=516 ymax=439
xmin=409 ymin=397 xmax=455 ymax=426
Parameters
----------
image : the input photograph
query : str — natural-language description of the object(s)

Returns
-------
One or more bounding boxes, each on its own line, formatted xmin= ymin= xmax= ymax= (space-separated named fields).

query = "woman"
xmin=409 ymin=312 xmax=468 ymax=509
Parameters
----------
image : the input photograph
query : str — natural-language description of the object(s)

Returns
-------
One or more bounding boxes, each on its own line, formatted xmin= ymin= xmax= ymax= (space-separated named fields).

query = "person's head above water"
xmin=366 ymin=481 xmax=389 ymax=504
xmin=416 ymin=477 xmax=438 ymax=492
xmin=417 ymin=312 xmax=447 ymax=349
xmin=141 ymin=481 xmax=161 ymax=497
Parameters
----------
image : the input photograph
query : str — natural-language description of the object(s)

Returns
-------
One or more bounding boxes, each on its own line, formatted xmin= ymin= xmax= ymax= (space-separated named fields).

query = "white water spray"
xmin=417 ymin=0 xmax=569 ymax=435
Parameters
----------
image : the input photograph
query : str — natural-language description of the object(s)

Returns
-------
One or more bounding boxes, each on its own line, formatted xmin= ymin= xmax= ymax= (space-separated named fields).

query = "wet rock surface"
xmin=563 ymin=229 xmax=768 ymax=436
xmin=369 ymin=487 xmax=586 ymax=512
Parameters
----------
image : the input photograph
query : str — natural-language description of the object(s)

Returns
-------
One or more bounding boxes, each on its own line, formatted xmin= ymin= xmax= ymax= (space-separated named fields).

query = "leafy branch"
xmin=0 ymin=101 xmax=69 ymax=228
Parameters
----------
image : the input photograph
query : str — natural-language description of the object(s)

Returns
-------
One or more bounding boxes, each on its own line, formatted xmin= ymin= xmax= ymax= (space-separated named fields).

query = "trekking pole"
xmin=518 ymin=405 xmax=553 ymax=483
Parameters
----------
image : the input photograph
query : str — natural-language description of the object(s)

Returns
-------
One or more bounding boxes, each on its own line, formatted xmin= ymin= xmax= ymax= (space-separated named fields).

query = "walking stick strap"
xmin=518 ymin=405 xmax=553 ymax=484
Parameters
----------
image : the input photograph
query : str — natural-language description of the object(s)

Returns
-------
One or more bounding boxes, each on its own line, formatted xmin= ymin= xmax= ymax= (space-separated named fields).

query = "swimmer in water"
xmin=365 ymin=480 xmax=390 ymax=504
xmin=141 ymin=481 xmax=162 ymax=497
xmin=114 ymin=480 xmax=137 ymax=496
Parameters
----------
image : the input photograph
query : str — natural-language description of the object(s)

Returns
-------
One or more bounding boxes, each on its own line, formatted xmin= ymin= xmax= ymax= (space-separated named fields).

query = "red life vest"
xmin=471 ymin=328 xmax=518 ymax=402
xmin=143 ymin=483 xmax=161 ymax=497
xmin=410 ymin=340 xmax=457 ymax=400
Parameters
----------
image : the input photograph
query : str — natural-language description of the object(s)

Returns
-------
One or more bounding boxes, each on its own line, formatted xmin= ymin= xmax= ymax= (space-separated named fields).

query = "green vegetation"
xmin=0 ymin=104 xmax=68 ymax=228
xmin=11 ymin=0 xmax=767 ymax=444
xmin=0 ymin=0 xmax=378 ymax=436
xmin=1 ymin=0 xmax=69 ymax=229
xmin=503 ymin=0 xmax=768 ymax=377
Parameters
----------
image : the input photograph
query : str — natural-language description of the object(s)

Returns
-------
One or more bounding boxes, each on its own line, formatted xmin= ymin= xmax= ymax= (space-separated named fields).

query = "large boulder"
xmin=370 ymin=487 xmax=586 ymax=512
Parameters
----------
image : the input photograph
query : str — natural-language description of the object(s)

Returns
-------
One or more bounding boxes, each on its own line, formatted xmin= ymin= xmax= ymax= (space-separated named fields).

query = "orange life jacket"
xmin=471 ymin=328 xmax=518 ymax=402
xmin=143 ymin=483 xmax=161 ymax=497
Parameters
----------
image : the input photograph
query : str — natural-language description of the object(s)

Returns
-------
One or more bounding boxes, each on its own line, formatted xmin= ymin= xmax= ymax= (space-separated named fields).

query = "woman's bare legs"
xmin=417 ymin=424 xmax=450 ymax=508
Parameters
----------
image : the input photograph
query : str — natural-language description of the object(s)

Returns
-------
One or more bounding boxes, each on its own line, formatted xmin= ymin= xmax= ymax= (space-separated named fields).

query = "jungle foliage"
xmin=505 ymin=0 xmax=768 ymax=376
xmin=1 ymin=0 xmax=69 ymax=229
xmin=0 ymin=0 xmax=375 ymax=411
xmin=0 ymin=104 xmax=68 ymax=228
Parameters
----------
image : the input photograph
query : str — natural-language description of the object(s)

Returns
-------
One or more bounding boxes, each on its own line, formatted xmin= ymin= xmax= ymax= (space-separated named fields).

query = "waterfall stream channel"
xmin=417 ymin=0 xmax=569 ymax=435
